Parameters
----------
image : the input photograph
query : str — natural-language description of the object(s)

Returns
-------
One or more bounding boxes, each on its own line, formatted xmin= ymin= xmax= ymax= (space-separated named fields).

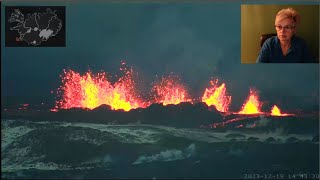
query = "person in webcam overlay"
xmin=256 ymin=7 xmax=315 ymax=63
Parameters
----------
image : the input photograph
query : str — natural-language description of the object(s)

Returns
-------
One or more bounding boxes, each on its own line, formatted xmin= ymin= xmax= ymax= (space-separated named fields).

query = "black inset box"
xmin=5 ymin=6 xmax=65 ymax=47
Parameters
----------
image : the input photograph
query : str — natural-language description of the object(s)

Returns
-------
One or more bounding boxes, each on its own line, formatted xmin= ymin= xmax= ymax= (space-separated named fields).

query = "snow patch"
xmin=2 ymin=162 xmax=72 ymax=172
xmin=60 ymin=123 xmax=161 ymax=144
xmin=1 ymin=125 xmax=34 ymax=151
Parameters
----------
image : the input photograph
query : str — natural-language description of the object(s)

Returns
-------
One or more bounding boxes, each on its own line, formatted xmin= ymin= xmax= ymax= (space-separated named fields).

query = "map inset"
xmin=5 ymin=6 xmax=65 ymax=47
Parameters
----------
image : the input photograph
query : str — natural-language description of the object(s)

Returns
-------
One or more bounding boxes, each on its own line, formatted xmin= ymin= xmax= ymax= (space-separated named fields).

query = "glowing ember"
xmin=202 ymin=80 xmax=231 ymax=112
xmin=236 ymin=124 xmax=243 ymax=128
xmin=55 ymin=67 xmax=147 ymax=111
xmin=50 ymin=108 xmax=58 ymax=112
xmin=271 ymin=105 xmax=293 ymax=116
xmin=238 ymin=89 xmax=262 ymax=114
xmin=18 ymin=104 xmax=29 ymax=111
xmin=152 ymin=75 xmax=191 ymax=106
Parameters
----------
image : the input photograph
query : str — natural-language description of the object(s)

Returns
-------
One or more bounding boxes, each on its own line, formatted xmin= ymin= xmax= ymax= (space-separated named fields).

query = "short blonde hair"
xmin=275 ymin=8 xmax=301 ymax=26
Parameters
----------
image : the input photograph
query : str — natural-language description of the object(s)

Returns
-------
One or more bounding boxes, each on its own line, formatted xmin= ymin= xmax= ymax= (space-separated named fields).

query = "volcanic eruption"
xmin=54 ymin=66 xmax=147 ymax=111
xmin=152 ymin=75 xmax=191 ymax=106
xmin=238 ymin=89 xmax=262 ymax=115
xmin=201 ymin=79 xmax=231 ymax=112
xmin=51 ymin=62 xmax=296 ymax=117
xmin=271 ymin=105 xmax=293 ymax=116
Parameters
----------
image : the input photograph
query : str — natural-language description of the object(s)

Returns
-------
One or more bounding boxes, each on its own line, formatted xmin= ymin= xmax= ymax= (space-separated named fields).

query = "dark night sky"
xmin=1 ymin=1 xmax=319 ymax=110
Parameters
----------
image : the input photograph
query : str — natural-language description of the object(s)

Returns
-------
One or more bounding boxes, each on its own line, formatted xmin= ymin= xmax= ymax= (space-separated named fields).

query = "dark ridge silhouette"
xmin=59 ymin=107 xmax=91 ymax=112
xmin=1 ymin=102 xmax=318 ymax=132
xmin=265 ymin=137 xmax=277 ymax=143
xmin=286 ymin=137 xmax=299 ymax=143
xmin=247 ymin=137 xmax=260 ymax=141
xmin=312 ymin=135 xmax=319 ymax=143
xmin=92 ymin=104 xmax=113 ymax=112
xmin=1 ymin=102 xmax=221 ymax=128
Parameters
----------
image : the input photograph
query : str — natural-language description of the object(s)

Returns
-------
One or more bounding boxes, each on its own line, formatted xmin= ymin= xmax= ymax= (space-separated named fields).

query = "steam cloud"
xmin=132 ymin=144 xmax=196 ymax=165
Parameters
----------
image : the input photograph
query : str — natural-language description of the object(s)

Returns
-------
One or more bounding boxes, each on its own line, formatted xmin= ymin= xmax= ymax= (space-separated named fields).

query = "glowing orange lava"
xmin=271 ymin=105 xmax=281 ymax=116
xmin=55 ymin=67 xmax=147 ymax=111
xmin=52 ymin=63 xmax=298 ymax=116
xmin=202 ymin=80 xmax=231 ymax=112
xmin=238 ymin=89 xmax=262 ymax=114
xmin=152 ymin=75 xmax=191 ymax=106
xmin=271 ymin=105 xmax=293 ymax=116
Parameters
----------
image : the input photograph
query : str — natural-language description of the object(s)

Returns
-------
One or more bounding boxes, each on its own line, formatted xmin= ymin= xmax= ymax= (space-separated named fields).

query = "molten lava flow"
xmin=271 ymin=105 xmax=293 ymax=116
xmin=202 ymin=80 xmax=231 ymax=112
xmin=238 ymin=89 xmax=262 ymax=114
xmin=55 ymin=67 xmax=147 ymax=111
xmin=152 ymin=75 xmax=191 ymax=106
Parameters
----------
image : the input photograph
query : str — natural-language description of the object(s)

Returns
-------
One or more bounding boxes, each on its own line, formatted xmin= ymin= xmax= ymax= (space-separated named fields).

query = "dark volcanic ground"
xmin=1 ymin=102 xmax=319 ymax=179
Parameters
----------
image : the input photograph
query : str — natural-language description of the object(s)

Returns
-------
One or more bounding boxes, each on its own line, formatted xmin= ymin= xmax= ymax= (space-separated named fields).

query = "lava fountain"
xmin=271 ymin=105 xmax=294 ymax=116
xmin=238 ymin=89 xmax=262 ymax=114
xmin=55 ymin=67 xmax=147 ymax=111
xmin=202 ymin=80 xmax=232 ymax=112
xmin=152 ymin=75 xmax=191 ymax=106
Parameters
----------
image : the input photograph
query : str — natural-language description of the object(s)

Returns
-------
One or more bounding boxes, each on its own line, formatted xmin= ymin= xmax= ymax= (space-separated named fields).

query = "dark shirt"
xmin=256 ymin=36 xmax=315 ymax=63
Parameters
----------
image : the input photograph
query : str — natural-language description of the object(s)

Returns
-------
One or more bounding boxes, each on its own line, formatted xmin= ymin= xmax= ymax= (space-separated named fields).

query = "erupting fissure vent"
xmin=54 ymin=66 xmax=147 ymax=111
xmin=238 ymin=89 xmax=262 ymax=114
xmin=51 ymin=62 xmax=296 ymax=116
xmin=152 ymin=75 xmax=191 ymax=106
xmin=202 ymin=79 xmax=231 ymax=112
xmin=271 ymin=105 xmax=293 ymax=116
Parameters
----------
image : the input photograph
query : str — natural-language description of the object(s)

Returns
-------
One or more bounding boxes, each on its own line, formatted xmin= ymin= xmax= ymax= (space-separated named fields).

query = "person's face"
xmin=275 ymin=17 xmax=296 ymax=43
